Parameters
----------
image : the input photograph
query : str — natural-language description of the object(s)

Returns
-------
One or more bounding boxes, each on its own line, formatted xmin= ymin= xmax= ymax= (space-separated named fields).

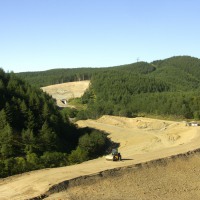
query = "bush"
xmin=68 ymin=147 xmax=89 ymax=164
xmin=78 ymin=130 xmax=107 ymax=158
xmin=41 ymin=152 xmax=68 ymax=168
xmin=61 ymin=107 xmax=78 ymax=118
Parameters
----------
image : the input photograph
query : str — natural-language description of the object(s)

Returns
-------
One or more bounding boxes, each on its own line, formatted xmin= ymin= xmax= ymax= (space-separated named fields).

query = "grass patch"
xmin=68 ymin=98 xmax=87 ymax=110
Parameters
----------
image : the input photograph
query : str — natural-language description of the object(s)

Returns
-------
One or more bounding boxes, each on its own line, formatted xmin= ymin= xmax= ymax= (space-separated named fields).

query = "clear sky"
xmin=0 ymin=0 xmax=199 ymax=72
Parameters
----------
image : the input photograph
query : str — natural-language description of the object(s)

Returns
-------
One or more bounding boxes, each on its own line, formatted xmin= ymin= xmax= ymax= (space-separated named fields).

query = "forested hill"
xmin=77 ymin=56 xmax=200 ymax=120
xmin=150 ymin=56 xmax=200 ymax=91
xmin=16 ymin=56 xmax=200 ymax=120
xmin=17 ymin=62 xmax=156 ymax=87
xmin=0 ymin=69 xmax=109 ymax=178
xmin=17 ymin=56 xmax=200 ymax=90
xmin=17 ymin=68 xmax=104 ymax=87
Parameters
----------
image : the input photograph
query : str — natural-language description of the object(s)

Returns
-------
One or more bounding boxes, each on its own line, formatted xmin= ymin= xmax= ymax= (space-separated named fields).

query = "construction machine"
xmin=105 ymin=148 xmax=122 ymax=161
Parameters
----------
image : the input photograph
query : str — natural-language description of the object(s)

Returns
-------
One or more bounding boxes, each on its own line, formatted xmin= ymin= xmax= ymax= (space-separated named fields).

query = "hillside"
xmin=16 ymin=56 xmax=200 ymax=120
xmin=1 ymin=116 xmax=200 ymax=199
xmin=16 ymin=62 xmax=155 ymax=87
xmin=46 ymin=151 xmax=200 ymax=200
xmin=17 ymin=68 xmax=104 ymax=87
xmin=17 ymin=56 xmax=200 ymax=90
xmin=0 ymin=69 xmax=76 ymax=177
xmin=79 ymin=56 xmax=200 ymax=119
xmin=0 ymin=70 xmax=109 ymax=178
xmin=151 ymin=56 xmax=200 ymax=90
xmin=2 ymin=57 xmax=200 ymax=199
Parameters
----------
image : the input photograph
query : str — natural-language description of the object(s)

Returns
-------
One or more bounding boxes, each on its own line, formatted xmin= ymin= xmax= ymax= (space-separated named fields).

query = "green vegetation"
xmin=17 ymin=68 xmax=105 ymax=87
xmin=67 ymin=98 xmax=87 ymax=110
xmin=16 ymin=56 xmax=200 ymax=120
xmin=4 ymin=55 xmax=200 ymax=177
xmin=0 ymin=69 xmax=110 ymax=178
xmin=78 ymin=56 xmax=200 ymax=119
xmin=16 ymin=61 xmax=156 ymax=88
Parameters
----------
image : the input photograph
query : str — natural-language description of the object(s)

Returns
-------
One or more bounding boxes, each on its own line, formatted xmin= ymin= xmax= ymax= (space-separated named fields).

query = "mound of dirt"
xmin=136 ymin=120 xmax=169 ymax=130
xmin=79 ymin=116 xmax=197 ymax=154
xmin=98 ymin=116 xmax=170 ymax=130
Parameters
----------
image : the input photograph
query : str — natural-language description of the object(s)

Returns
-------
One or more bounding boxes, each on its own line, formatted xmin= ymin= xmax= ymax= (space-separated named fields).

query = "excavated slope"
xmin=41 ymin=80 xmax=90 ymax=107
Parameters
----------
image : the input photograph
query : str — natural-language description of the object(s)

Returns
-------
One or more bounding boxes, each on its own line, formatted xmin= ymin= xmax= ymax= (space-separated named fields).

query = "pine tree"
xmin=0 ymin=109 xmax=7 ymax=130
xmin=0 ymin=124 xmax=14 ymax=158
xmin=22 ymin=129 xmax=36 ymax=154
xmin=4 ymin=103 xmax=12 ymax=125
xmin=39 ymin=121 xmax=57 ymax=152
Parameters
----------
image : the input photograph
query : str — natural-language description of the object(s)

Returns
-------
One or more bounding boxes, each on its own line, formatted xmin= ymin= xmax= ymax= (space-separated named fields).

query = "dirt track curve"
xmin=0 ymin=116 xmax=200 ymax=200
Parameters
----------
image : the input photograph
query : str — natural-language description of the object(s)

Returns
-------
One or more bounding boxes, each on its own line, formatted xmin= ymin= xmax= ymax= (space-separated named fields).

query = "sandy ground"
xmin=41 ymin=81 xmax=90 ymax=107
xmin=0 ymin=115 xmax=200 ymax=199
xmin=47 ymin=152 xmax=200 ymax=200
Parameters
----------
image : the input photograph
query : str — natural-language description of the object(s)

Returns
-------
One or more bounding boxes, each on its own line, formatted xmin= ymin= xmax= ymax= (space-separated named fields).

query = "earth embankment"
xmin=46 ymin=150 xmax=200 ymax=200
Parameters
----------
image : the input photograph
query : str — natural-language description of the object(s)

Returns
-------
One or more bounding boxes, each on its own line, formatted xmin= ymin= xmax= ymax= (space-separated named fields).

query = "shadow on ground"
xmin=121 ymin=158 xmax=133 ymax=161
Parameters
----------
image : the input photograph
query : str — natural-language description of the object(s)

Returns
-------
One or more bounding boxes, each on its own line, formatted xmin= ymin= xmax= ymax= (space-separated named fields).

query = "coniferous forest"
xmin=78 ymin=56 xmax=200 ymax=119
xmin=17 ymin=56 xmax=200 ymax=120
xmin=0 ymin=69 xmax=109 ymax=178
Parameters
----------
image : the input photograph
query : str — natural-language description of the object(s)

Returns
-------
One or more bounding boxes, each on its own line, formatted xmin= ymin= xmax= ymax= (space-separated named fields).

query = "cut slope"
xmin=41 ymin=80 xmax=90 ymax=107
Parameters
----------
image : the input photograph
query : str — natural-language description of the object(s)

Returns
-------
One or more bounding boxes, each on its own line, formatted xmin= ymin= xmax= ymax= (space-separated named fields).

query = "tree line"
xmin=17 ymin=68 xmax=105 ymax=87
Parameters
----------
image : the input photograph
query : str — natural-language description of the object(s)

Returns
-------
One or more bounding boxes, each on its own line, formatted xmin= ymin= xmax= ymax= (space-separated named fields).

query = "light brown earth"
xmin=1 ymin=115 xmax=200 ymax=200
xmin=41 ymin=81 xmax=90 ymax=107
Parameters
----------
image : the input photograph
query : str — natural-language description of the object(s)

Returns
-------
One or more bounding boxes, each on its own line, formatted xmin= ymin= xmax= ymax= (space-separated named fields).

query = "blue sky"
xmin=0 ymin=0 xmax=199 ymax=72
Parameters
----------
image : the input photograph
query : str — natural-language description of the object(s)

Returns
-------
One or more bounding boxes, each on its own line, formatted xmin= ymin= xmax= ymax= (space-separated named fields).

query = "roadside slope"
xmin=46 ymin=150 xmax=200 ymax=200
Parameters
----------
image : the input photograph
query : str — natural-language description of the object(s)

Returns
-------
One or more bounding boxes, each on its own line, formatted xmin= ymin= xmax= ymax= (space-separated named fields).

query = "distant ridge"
xmin=17 ymin=56 xmax=200 ymax=88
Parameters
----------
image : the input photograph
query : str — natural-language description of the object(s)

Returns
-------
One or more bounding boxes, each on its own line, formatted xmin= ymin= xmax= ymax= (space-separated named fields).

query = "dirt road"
xmin=0 ymin=116 xmax=200 ymax=199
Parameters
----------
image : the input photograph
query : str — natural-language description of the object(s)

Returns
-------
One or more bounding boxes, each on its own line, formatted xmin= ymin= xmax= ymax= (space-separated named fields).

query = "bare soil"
xmin=46 ymin=151 xmax=200 ymax=200
xmin=1 ymin=115 xmax=200 ymax=200
xmin=41 ymin=81 xmax=90 ymax=107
